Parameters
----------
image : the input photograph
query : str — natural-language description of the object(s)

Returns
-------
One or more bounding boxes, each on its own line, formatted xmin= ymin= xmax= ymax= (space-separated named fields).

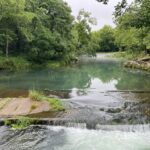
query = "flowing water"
xmin=0 ymin=125 xmax=150 ymax=150
xmin=0 ymin=54 xmax=150 ymax=149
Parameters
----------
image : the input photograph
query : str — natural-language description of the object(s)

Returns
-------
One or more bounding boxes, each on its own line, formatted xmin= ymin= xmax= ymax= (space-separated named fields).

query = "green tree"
xmin=91 ymin=25 xmax=118 ymax=52
xmin=0 ymin=0 xmax=35 ymax=56
xmin=0 ymin=0 xmax=76 ymax=63
xmin=114 ymin=0 xmax=150 ymax=54
xmin=74 ymin=9 xmax=97 ymax=55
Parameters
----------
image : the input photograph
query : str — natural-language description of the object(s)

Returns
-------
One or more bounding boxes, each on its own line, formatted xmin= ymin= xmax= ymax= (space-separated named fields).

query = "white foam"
xmin=48 ymin=126 xmax=150 ymax=150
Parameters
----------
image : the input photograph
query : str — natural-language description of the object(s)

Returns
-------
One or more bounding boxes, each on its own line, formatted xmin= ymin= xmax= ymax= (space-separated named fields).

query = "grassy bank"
xmin=0 ymin=56 xmax=66 ymax=71
xmin=0 ymin=56 xmax=31 ymax=71
xmin=111 ymin=51 xmax=150 ymax=71
xmin=111 ymin=51 xmax=149 ymax=60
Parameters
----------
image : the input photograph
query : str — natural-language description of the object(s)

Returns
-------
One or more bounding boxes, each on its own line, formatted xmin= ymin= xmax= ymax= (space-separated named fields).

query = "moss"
xmin=30 ymin=104 xmax=38 ymax=112
xmin=29 ymin=90 xmax=65 ymax=111
xmin=5 ymin=117 xmax=35 ymax=129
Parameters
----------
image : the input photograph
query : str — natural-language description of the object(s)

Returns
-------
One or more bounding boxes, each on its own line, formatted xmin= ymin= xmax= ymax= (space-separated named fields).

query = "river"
xmin=0 ymin=54 xmax=150 ymax=149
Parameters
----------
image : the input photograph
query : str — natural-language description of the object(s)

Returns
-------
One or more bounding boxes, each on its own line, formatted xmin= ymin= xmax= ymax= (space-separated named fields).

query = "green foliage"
xmin=29 ymin=90 xmax=65 ymax=111
xmin=112 ymin=51 xmax=147 ymax=60
xmin=115 ymin=27 xmax=141 ymax=51
xmin=91 ymin=25 xmax=118 ymax=52
xmin=0 ymin=0 xmax=96 ymax=64
xmin=0 ymin=56 xmax=30 ymax=71
xmin=46 ymin=60 xmax=63 ymax=68
xmin=0 ymin=0 xmax=148 ymax=65
xmin=143 ymin=32 xmax=150 ymax=53
xmin=29 ymin=90 xmax=45 ymax=101
xmin=4 ymin=119 xmax=12 ymax=126
xmin=48 ymin=98 xmax=65 ymax=111
xmin=5 ymin=117 xmax=34 ymax=129
xmin=113 ymin=0 xmax=150 ymax=55
xmin=73 ymin=9 xmax=97 ymax=56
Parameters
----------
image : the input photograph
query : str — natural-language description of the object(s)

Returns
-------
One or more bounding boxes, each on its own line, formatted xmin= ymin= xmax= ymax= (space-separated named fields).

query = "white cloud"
xmin=65 ymin=0 xmax=133 ymax=30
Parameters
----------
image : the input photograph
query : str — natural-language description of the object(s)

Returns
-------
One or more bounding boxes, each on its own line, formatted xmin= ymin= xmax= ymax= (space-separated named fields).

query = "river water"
xmin=0 ymin=125 xmax=150 ymax=150
xmin=0 ymin=54 xmax=150 ymax=149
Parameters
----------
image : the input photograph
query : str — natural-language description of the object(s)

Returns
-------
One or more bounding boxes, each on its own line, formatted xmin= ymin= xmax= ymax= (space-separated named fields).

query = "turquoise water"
xmin=0 ymin=54 xmax=150 ymax=149
xmin=0 ymin=55 xmax=150 ymax=97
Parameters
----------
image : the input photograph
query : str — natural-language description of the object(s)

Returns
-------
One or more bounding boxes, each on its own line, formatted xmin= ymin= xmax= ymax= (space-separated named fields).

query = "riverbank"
xmin=111 ymin=52 xmax=150 ymax=71
xmin=111 ymin=51 xmax=147 ymax=60
xmin=124 ymin=57 xmax=150 ymax=71
xmin=0 ymin=56 xmax=30 ymax=71
xmin=0 ymin=56 xmax=65 ymax=71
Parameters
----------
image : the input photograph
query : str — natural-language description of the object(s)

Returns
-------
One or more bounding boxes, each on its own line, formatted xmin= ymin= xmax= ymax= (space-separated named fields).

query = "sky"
xmin=64 ymin=0 xmax=133 ymax=30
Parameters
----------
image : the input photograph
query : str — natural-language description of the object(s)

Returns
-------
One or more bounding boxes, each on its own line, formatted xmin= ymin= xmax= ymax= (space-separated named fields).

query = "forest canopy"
xmin=0 ymin=0 xmax=96 ymax=64
xmin=0 ymin=0 xmax=149 ymax=68
xmin=91 ymin=0 xmax=150 ymax=54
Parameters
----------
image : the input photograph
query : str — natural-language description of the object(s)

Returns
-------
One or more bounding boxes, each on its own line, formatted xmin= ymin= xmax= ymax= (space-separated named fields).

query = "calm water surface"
xmin=0 ymin=54 xmax=150 ymax=98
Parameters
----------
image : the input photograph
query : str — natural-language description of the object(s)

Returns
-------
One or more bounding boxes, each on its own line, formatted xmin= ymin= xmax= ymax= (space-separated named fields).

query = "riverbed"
xmin=0 ymin=54 xmax=150 ymax=149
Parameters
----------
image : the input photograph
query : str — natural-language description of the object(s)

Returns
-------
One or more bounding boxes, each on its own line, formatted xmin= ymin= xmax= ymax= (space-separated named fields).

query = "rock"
xmin=99 ymin=108 xmax=105 ymax=111
xmin=124 ymin=59 xmax=150 ymax=71
xmin=106 ymin=108 xmax=122 ymax=113
xmin=44 ymin=90 xmax=70 ymax=98
xmin=48 ymin=94 xmax=59 ymax=99
xmin=0 ymin=98 xmax=50 ymax=117
xmin=138 ymin=57 xmax=150 ymax=62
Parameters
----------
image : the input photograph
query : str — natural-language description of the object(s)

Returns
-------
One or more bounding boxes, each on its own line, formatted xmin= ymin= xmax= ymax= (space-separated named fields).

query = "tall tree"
xmin=74 ymin=9 xmax=97 ymax=55
xmin=114 ymin=0 xmax=150 ymax=54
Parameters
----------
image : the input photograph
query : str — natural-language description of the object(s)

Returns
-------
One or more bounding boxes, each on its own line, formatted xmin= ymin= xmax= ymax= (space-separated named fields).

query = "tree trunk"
xmin=6 ymin=35 xmax=9 ymax=57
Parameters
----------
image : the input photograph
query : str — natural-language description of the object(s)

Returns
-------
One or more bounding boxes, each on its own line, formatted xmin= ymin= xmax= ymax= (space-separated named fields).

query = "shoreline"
xmin=124 ymin=57 xmax=150 ymax=71
xmin=109 ymin=52 xmax=150 ymax=71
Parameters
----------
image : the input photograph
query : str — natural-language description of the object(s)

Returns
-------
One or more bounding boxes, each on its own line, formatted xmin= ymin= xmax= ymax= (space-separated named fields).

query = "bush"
xmin=0 ymin=56 xmax=30 ymax=71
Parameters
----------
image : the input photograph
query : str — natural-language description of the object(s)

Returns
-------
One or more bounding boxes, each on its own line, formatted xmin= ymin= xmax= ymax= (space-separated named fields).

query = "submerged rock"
xmin=106 ymin=108 xmax=122 ymax=113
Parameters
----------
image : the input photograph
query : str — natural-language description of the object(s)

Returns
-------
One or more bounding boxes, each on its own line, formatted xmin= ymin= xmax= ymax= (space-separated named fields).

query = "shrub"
xmin=0 ymin=56 xmax=30 ymax=71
